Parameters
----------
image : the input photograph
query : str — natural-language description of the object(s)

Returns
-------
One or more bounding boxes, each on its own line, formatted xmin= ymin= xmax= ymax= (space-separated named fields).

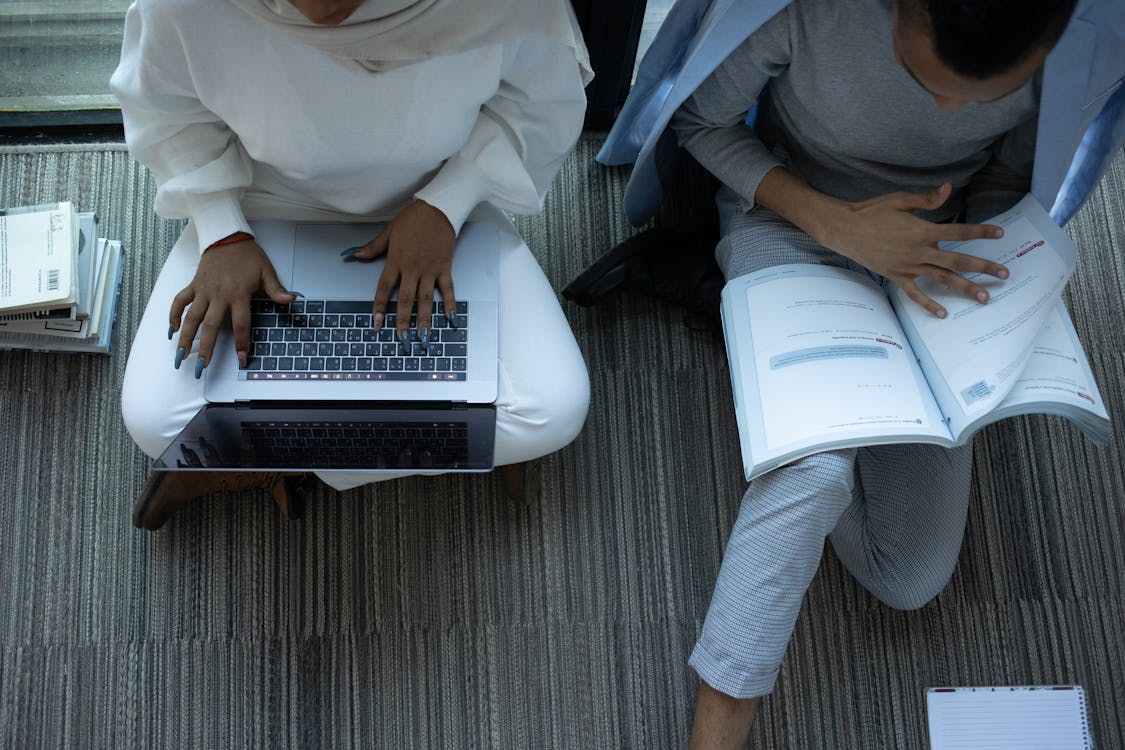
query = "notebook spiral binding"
xmin=1076 ymin=686 xmax=1093 ymax=749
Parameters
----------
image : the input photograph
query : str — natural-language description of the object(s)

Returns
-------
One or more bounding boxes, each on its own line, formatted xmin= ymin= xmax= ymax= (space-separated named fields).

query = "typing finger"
xmin=395 ymin=271 xmax=419 ymax=352
xmin=372 ymin=262 xmax=399 ymax=331
xmin=260 ymin=263 xmax=298 ymax=305
xmin=169 ymin=286 xmax=196 ymax=339
xmin=416 ymin=274 xmax=436 ymax=352
xmin=193 ymin=303 xmax=227 ymax=379
xmin=437 ymin=270 xmax=458 ymax=329
xmin=349 ymin=227 xmax=390 ymax=262
xmin=175 ymin=298 xmax=209 ymax=370
xmin=231 ymin=296 xmax=252 ymax=369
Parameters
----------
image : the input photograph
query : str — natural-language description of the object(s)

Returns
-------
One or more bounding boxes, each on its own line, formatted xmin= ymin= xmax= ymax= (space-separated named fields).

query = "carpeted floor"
xmin=0 ymin=137 xmax=1122 ymax=749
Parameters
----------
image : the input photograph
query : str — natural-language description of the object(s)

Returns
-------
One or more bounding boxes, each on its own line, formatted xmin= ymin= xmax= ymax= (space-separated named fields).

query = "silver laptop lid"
xmin=205 ymin=221 xmax=499 ymax=405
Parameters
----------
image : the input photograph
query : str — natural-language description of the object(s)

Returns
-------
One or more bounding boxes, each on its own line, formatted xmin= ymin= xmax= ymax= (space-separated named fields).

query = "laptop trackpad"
xmin=289 ymin=223 xmax=385 ymax=299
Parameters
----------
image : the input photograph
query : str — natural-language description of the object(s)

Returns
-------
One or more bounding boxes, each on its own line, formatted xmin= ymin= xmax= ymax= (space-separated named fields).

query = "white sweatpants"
xmin=121 ymin=206 xmax=590 ymax=491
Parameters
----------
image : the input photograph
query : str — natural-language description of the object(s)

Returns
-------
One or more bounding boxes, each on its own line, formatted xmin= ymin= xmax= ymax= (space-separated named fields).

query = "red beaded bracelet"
xmin=207 ymin=232 xmax=254 ymax=249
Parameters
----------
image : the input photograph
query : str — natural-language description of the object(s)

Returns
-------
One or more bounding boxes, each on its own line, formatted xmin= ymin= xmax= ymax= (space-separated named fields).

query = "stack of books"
xmin=0 ymin=201 xmax=125 ymax=354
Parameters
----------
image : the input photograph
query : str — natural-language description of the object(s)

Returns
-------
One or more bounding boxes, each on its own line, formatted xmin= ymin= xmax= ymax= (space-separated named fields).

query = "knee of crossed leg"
xmin=537 ymin=368 xmax=591 ymax=454
xmin=502 ymin=357 xmax=591 ymax=461
xmin=873 ymin=585 xmax=944 ymax=612
xmin=868 ymin=562 xmax=957 ymax=611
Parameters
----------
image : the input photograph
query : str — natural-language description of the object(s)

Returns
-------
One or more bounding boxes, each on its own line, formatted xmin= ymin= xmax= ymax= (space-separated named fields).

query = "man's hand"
xmin=812 ymin=182 xmax=1010 ymax=317
xmin=756 ymin=169 xmax=1012 ymax=318
xmin=347 ymin=200 xmax=456 ymax=348
xmin=169 ymin=236 xmax=297 ymax=376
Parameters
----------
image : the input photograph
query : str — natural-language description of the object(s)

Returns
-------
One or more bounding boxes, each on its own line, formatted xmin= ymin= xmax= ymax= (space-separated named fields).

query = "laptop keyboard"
xmin=245 ymin=297 xmax=469 ymax=381
xmin=242 ymin=420 xmax=470 ymax=469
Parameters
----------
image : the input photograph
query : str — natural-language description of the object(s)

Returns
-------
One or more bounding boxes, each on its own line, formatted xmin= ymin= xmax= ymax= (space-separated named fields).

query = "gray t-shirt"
xmin=672 ymin=0 xmax=1040 ymax=222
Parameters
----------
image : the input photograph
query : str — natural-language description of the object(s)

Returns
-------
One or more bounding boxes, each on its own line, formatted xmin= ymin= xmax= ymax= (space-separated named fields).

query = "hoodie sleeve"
xmin=414 ymin=31 xmax=589 ymax=234
xmin=110 ymin=1 xmax=254 ymax=253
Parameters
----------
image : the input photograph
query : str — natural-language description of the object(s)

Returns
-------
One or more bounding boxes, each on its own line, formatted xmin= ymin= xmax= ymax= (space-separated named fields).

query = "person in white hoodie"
xmin=112 ymin=0 xmax=593 ymax=529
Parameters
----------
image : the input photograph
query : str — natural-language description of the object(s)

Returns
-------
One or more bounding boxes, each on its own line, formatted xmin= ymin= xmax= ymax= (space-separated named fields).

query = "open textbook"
xmin=720 ymin=194 xmax=1110 ymax=481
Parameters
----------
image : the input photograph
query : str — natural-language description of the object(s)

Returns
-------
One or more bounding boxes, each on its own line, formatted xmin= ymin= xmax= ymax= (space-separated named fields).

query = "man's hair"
xmin=896 ymin=0 xmax=1078 ymax=79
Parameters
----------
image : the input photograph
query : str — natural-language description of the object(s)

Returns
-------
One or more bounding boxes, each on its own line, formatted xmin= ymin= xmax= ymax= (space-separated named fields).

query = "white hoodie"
xmin=110 ymin=0 xmax=588 ymax=253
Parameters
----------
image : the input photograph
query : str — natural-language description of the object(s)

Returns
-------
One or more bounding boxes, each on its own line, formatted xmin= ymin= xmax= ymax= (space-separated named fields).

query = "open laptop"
xmin=155 ymin=220 xmax=500 ymax=474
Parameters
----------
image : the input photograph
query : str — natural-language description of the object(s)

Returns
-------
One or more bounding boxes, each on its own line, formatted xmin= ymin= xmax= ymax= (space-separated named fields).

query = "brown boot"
xmin=499 ymin=461 xmax=540 ymax=502
xmin=132 ymin=471 xmax=311 ymax=531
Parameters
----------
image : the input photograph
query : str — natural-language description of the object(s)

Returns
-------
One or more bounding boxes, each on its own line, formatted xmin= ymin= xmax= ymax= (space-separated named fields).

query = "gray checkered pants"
xmin=689 ymin=188 xmax=974 ymax=698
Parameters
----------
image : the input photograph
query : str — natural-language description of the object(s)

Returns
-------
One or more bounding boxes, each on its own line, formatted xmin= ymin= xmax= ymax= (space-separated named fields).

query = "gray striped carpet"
xmin=0 ymin=137 xmax=1122 ymax=749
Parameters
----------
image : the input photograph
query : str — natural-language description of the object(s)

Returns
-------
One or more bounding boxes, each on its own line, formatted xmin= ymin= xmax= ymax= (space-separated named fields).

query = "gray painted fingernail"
xmin=174 ymin=347 xmax=186 ymax=369
xmin=167 ymin=324 xmax=175 ymax=340
xmin=285 ymin=290 xmax=305 ymax=298
xmin=340 ymin=246 xmax=363 ymax=257
xmin=194 ymin=357 xmax=207 ymax=379
xmin=449 ymin=312 xmax=461 ymax=329
xmin=420 ymin=328 xmax=430 ymax=351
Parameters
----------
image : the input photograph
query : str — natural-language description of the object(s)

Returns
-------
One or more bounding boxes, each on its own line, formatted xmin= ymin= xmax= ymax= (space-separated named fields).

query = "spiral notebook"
xmin=926 ymin=686 xmax=1092 ymax=749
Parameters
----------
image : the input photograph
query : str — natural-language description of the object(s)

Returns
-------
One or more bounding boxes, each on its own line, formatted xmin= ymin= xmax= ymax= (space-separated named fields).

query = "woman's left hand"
xmin=348 ymin=200 xmax=457 ymax=346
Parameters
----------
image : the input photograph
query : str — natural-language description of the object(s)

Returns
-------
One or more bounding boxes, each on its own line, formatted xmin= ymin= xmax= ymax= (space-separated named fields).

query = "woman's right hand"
xmin=169 ymin=235 xmax=297 ymax=376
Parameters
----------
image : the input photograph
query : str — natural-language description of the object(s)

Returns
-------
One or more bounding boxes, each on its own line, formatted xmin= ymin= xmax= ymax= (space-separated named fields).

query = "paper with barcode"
xmin=927 ymin=686 xmax=1091 ymax=749
xmin=0 ymin=202 xmax=79 ymax=312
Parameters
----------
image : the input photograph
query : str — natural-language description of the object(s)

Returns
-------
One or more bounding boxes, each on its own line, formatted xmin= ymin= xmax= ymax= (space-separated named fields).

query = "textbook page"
xmin=927 ymin=686 xmax=1092 ymax=750
xmin=954 ymin=301 xmax=1110 ymax=442
xmin=893 ymin=195 xmax=1075 ymax=427
xmin=0 ymin=202 xmax=79 ymax=312
xmin=722 ymin=264 xmax=950 ymax=480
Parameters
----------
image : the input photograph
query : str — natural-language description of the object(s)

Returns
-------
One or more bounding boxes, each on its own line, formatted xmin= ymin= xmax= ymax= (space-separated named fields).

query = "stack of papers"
xmin=0 ymin=202 xmax=125 ymax=355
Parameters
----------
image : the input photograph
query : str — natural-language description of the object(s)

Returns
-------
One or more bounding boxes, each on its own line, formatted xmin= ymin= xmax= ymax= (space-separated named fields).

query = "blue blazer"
xmin=600 ymin=0 xmax=1125 ymax=227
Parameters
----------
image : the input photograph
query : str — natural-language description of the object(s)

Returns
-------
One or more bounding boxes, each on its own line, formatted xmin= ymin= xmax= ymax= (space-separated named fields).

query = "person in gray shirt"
xmin=667 ymin=0 xmax=1078 ymax=746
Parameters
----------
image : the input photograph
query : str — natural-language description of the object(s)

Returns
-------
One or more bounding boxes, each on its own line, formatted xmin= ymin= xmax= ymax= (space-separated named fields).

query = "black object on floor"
xmin=562 ymin=223 xmax=724 ymax=331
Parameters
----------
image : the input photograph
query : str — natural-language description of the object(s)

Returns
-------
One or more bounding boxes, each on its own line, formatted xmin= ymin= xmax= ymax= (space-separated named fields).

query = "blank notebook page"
xmin=927 ymin=686 xmax=1092 ymax=750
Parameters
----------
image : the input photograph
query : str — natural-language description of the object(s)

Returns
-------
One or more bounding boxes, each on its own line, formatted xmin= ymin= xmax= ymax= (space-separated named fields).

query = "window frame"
xmin=0 ymin=0 xmax=649 ymax=136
